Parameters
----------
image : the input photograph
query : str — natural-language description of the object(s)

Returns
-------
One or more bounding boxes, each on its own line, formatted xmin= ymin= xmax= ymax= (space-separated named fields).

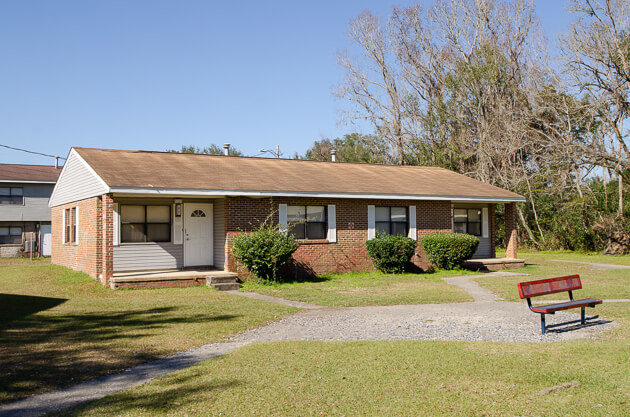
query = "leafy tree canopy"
xmin=168 ymin=144 xmax=244 ymax=156
xmin=303 ymin=133 xmax=388 ymax=163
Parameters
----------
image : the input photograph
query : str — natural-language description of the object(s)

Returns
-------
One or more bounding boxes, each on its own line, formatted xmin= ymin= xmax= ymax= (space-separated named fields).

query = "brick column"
xmin=101 ymin=194 xmax=114 ymax=285
xmin=505 ymin=202 xmax=518 ymax=259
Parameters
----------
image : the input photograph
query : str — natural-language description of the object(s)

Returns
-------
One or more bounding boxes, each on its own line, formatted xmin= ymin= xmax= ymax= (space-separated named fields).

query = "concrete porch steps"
xmin=110 ymin=269 xmax=240 ymax=290
xmin=463 ymin=257 xmax=525 ymax=271
xmin=207 ymin=274 xmax=240 ymax=291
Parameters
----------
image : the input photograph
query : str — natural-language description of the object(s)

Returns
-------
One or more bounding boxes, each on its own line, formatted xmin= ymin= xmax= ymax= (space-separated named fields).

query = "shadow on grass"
xmin=59 ymin=368 xmax=242 ymax=416
xmin=546 ymin=316 xmax=614 ymax=334
xmin=0 ymin=293 xmax=67 ymax=324
xmin=0 ymin=306 xmax=241 ymax=405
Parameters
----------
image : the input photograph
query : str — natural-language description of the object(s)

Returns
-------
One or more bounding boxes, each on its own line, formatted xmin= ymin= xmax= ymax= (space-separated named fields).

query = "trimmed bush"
xmin=365 ymin=234 xmax=417 ymax=273
xmin=421 ymin=232 xmax=479 ymax=270
xmin=231 ymin=218 xmax=299 ymax=283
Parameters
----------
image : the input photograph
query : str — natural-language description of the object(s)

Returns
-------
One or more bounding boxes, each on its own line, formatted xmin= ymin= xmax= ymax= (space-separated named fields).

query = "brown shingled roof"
xmin=0 ymin=163 xmax=61 ymax=182
xmin=74 ymin=147 xmax=524 ymax=201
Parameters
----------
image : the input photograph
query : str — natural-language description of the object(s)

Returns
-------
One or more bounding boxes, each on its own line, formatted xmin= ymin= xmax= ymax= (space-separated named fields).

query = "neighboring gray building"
xmin=0 ymin=164 xmax=61 ymax=257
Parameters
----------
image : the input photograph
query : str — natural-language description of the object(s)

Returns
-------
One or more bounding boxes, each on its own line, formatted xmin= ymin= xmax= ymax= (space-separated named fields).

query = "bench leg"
xmin=581 ymin=307 xmax=585 ymax=325
xmin=541 ymin=314 xmax=546 ymax=334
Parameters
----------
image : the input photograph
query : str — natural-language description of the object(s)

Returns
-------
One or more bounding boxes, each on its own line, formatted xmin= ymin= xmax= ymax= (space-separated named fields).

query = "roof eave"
xmin=109 ymin=186 xmax=526 ymax=203
xmin=0 ymin=180 xmax=57 ymax=184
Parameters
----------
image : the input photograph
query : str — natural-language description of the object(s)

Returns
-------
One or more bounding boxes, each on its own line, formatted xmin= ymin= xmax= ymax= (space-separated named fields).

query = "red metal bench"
xmin=517 ymin=275 xmax=602 ymax=334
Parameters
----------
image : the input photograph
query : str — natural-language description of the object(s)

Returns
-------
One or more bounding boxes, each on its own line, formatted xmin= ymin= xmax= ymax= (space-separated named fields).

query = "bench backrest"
xmin=517 ymin=275 xmax=582 ymax=299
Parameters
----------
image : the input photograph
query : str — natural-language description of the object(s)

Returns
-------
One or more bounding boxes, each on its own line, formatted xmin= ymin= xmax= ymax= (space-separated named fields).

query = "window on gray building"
xmin=0 ymin=187 xmax=24 ymax=205
xmin=0 ymin=226 xmax=22 ymax=244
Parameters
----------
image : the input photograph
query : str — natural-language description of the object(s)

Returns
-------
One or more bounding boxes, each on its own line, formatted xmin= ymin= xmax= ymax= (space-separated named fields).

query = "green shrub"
xmin=231 ymin=217 xmax=299 ymax=283
xmin=421 ymin=232 xmax=479 ymax=270
xmin=365 ymin=234 xmax=417 ymax=273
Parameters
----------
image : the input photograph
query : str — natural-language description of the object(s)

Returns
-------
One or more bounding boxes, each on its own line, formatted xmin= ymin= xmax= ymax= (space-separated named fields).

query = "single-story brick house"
xmin=49 ymin=147 xmax=525 ymax=287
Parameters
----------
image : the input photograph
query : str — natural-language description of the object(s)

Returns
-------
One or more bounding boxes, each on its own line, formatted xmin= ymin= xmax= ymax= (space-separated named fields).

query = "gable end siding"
xmin=49 ymin=151 xmax=109 ymax=207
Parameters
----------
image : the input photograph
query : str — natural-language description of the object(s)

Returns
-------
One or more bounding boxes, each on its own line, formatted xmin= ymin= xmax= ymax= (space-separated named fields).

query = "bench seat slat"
xmin=531 ymin=298 xmax=602 ymax=314
xmin=518 ymin=275 xmax=582 ymax=298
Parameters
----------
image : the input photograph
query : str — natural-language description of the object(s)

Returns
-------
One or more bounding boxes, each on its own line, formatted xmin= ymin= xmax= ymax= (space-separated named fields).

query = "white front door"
xmin=40 ymin=224 xmax=52 ymax=257
xmin=184 ymin=203 xmax=214 ymax=267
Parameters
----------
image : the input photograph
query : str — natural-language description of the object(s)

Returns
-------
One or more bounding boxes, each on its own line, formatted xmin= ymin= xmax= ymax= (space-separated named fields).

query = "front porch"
xmin=111 ymin=269 xmax=239 ymax=290
xmin=463 ymin=257 xmax=525 ymax=271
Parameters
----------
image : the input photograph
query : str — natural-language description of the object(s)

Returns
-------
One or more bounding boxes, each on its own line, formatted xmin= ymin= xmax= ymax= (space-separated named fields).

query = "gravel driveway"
xmin=231 ymin=272 xmax=617 ymax=343
xmin=230 ymin=301 xmax=615 ymax=343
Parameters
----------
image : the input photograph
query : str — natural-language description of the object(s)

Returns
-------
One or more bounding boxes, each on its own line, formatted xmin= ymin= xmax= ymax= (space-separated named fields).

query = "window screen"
xmin=453 ymin=208 xmax=482 ymax=236
xmin=375 ymin=206 xmax=408 ymax=236
xmin=288 ymin=205 xmax=326 ymax=240
xmin=0 ymin=226 xmax=22 ymax=244
xmin=0 ymin=187 xmax=24 ymax=204
xmin=121 ymin=205 xmax=171 ymax=243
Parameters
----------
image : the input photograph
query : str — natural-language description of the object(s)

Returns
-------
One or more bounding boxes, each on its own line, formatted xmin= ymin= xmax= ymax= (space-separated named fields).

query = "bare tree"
xmin=561 ymin=0 xmax=630 ymax=214
xmin=336 ymin=11 xmax=407 ymax=164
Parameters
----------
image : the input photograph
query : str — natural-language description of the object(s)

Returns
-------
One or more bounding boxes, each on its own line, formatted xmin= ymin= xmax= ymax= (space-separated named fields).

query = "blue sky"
xmin=0 ymin=0 xmax=572 ymax=165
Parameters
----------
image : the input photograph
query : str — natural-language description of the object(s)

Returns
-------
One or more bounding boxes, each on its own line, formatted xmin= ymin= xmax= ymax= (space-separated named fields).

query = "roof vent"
xmin=223 ymin=143 xmax=231 ymax=156
xmin=331 ymin=149 xmax=337 ymax=162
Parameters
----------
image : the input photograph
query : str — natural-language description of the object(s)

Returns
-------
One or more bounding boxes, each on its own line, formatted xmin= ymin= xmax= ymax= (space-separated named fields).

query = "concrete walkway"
xmin=550 ymin=259 xmax=630 ymax=271
xmin=226 ymin=290 xmax=323 ymax=309
xmin=442 ymin=271 xmax=528 ymax=302
xmin=0 ymin=271 xmax=618 ymax=417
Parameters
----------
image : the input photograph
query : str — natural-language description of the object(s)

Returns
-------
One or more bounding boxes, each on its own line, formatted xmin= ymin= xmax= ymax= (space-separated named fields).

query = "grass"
xmin=240 ymin=269 xmax=474 ymax=307
xmin=0 ymin=258 xmax=297 ymax=404
xmin=476 ymin=251 xmax=630 ymax=302
xmin=59 ymin=302 xmax=630 ymax=416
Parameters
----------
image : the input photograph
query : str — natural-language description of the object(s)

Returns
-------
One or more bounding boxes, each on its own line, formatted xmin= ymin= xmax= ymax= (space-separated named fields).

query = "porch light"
xmin=175 ymin=203 xmax=182 ymax=217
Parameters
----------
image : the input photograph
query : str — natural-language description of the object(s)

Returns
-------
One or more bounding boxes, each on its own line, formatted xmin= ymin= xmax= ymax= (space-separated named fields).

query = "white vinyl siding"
xmin=482 ymin=207 xmax=489 ymax=238
xmin=113 ymin=243 xmax=183 ymax=272
xmin=213 ymin=199 xmax=225 ymax=269
xmin=49 ymin=150 xmax=109 ymax=207
xmin=452 ymin=203 xmax=492 ymax=258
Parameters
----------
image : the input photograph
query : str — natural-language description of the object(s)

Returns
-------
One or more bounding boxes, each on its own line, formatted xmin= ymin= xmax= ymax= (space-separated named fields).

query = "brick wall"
xmin=51 ymin=194 xmax=114 ymax=284
xmin=224 ymin=196 xmax=452 ymax=279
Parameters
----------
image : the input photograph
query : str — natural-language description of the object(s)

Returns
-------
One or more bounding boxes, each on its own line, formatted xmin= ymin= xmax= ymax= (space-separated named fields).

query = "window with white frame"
xmin=0 ymin=187 xmax=23 ymax=205
xmin=375 ymin=206 xmax=408 ymax=236
xmin=121 ymin=205 xmax=171 ymax=243
xmin=287 ymin=205 xmax=326 ymax=240
xmin=64 ymin=207 xmax=77 ymax=243
xmin=453 ymin=208 xmax=482 ymax=236
xmin=0 ymin=226 xmax=22 ymax=244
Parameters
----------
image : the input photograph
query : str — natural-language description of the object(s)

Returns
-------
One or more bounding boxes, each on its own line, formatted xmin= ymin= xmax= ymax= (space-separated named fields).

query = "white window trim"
xmin=75 ymin=206 xmax=79 ymax=245
xmin=61 ymin=207 xmax=66 ymax=243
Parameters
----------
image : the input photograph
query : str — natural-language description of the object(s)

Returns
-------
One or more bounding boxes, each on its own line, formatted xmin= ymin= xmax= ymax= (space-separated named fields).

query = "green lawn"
xmin=6 ymin=253 xmax=630 ymax=415
xmin=240 ymin=270 xmax=474 ymax=307
xmin=59 ymin=303 xmax=630 ymax=417
xmin=0 ymin=259 xmax=297 ymax=404
xmin=476 ymin=252 xmax=630 ymax=302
